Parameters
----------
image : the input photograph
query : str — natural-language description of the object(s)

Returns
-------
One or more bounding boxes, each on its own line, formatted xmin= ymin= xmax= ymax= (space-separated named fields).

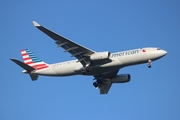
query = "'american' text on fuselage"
xmin=111 ymin=49 xmax=141 ymax=58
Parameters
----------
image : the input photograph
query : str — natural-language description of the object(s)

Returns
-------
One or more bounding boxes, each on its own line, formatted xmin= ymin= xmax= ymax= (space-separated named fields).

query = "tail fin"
xmin=21 ymin=49 xmax=49 ymax=70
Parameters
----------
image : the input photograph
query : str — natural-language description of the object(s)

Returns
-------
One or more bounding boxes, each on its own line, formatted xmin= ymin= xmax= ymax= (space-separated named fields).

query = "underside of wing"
xmin=33 ymin=21 xmax=95 ymax=66
xmin=94 ymin=70 xmax=119 ymax=94
xmin=99 ymin=78 xmax=112 ymax=94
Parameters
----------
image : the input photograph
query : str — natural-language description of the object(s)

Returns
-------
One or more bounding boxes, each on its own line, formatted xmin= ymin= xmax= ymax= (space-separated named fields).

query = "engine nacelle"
xmin=111 ymin=74 xmax=131 ymax=83
xmin=90 ymin=51 xmax=110 ymax=61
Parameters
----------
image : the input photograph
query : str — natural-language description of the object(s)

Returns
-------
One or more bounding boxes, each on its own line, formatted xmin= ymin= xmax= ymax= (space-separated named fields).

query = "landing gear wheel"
xmin=147 ymin=60 xmax=152 ymax=68
xmin=93 ymin=82 xmax=99 ymax=88
xmin=93 ymin=80 xmax=103 ymax=89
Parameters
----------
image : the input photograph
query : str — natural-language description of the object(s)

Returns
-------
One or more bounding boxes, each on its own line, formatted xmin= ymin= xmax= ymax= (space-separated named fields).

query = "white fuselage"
xmin=34 ymin=47 xmax=167 ymax=77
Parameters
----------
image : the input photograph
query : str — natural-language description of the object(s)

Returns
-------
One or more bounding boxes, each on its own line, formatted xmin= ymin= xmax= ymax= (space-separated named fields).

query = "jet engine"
xmin=111 ymin=74 xmax=131 ymax=83
xmin=90 ymin=51 xmax=110 ymax=61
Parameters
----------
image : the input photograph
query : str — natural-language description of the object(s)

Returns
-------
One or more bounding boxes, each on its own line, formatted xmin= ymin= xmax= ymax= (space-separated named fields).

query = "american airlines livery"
xmin=10 ymin=21 xmax=167 ymax=94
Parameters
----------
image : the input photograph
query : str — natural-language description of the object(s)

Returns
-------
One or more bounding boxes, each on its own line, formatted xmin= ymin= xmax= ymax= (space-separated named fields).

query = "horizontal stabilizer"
xmin=10 ymin=58 xmax=35 ymax=71
xmin=29 ymin=74 xmax=38 ymax=81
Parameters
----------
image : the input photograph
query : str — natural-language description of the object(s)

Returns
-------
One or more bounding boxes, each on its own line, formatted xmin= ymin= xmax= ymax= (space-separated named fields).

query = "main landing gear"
xmin=147 ymin=60 xmax=152 ymax=68
xmin=93 ymin=80 xmax=103 ymax=89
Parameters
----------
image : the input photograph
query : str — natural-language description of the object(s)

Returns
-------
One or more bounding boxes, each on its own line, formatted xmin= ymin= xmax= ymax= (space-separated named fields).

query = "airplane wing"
xmin=94 ymin=70 xmax=119 ymax=94
xmin=99 ymin=78 xmax=112 ymax=94
xmin=32 ymin=21 xmax=95 ymax=67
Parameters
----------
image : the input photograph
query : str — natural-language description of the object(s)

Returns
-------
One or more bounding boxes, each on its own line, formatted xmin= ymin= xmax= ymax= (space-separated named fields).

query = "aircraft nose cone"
xmin=162 ymin=50 xmax=167 ymax=56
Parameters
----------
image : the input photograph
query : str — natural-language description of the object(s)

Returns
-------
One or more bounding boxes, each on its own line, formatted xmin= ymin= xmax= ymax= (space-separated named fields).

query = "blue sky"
xmin=1 ymin=0 xmax=180 ymax=120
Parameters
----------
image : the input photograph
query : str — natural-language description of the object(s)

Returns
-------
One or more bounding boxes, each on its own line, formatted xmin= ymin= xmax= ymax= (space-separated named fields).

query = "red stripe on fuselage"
xmin=32 ymin=64 xmax=48 ymax=68
xmin=25 ymin=61 xmax=34 ymax=64
xmin=32 ymin=64 xmax=48 ymax=70
xmin=36 ymin=66 xmax=48 ymax=70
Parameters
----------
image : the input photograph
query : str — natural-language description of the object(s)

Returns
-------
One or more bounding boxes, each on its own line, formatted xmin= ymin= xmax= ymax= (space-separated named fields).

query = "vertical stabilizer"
xmin=21 ymin=49 xmax=49 ymax=70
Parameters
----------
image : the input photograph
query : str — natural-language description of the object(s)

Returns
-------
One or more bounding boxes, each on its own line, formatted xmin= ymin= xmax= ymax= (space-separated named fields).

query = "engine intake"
xmin=90 ymin=51 xmax=110 ymax=61
xmin=111 ymin=74 xmax=131 ymax=83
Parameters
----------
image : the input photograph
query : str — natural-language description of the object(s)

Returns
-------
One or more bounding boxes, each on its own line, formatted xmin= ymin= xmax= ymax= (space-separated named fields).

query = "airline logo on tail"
xmin=21 ymin=49 xmax=48 ymax=70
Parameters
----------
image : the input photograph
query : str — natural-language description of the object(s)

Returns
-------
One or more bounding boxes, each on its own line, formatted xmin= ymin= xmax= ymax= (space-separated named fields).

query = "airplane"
xmin=10 ymin=21 xmax=167 ymax=94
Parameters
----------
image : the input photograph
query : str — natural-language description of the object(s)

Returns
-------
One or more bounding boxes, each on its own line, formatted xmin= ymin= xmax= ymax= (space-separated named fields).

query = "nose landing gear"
xmin=147 ymin=60 xmax=152 ymax=68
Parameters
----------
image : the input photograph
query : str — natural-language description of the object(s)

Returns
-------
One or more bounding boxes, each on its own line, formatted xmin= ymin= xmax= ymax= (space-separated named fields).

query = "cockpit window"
xmin=157 ymin=48 xmax=161 ymax=50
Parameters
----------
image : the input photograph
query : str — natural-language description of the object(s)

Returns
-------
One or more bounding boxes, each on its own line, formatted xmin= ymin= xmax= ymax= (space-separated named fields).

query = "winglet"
xmin=32 ymin=21 xmax=40 ymax=27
